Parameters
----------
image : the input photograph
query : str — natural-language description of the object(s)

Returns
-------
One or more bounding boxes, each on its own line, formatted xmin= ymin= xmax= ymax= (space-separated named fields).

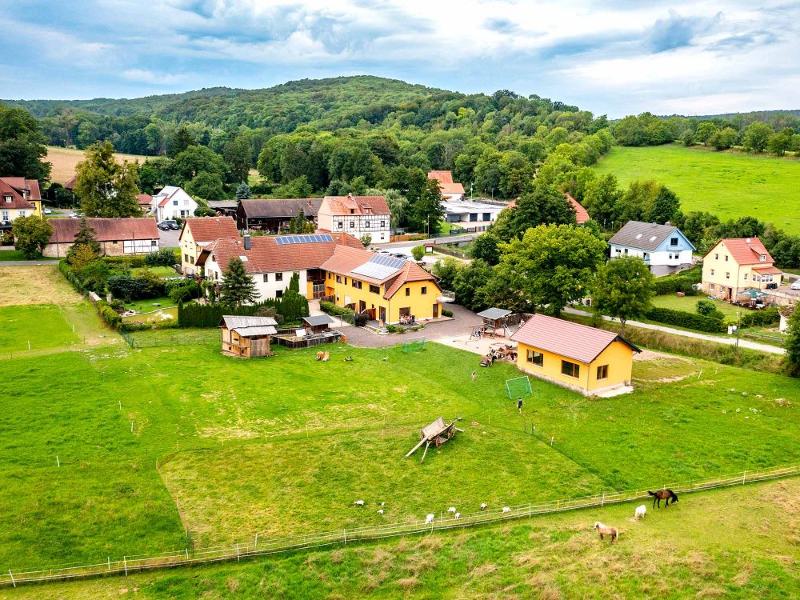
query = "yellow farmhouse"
xmin=701 ymin=237 xmax=783 ymax=303
xmin=511 ymin=314 xmax=639 ymax=396
xmin=178 ymin=216 xmax=240 ymax=275
xmin=321 ymin=245 xmax=443 ymax=323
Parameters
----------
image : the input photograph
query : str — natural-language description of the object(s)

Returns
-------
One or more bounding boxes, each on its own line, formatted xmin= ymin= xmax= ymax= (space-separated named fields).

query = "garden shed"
xmin=477 ymin=307 xmax=512 ymax=337
xmin=220 ymin=315 xmax=278 ymax=358
xmin=301 ymin=314 xmax=335 ymax=334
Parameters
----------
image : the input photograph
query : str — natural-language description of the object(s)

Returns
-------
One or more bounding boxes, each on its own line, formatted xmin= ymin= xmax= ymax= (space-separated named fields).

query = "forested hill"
xmin=5 ymin=76 xmax=451 ymax=130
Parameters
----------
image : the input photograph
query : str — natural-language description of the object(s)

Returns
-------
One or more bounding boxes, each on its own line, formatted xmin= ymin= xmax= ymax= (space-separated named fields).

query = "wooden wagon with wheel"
xmin=404 ymin=417 xmax=463 ymax=462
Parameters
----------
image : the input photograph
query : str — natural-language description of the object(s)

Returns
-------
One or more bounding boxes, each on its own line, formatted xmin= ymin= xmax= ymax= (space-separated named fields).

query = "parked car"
xmin=158 ymin=220 xmax=179 ymax=231
xmin=68 ymin=212 xmax=82 ymax=219
xmin=791 ymin=281 xmax=800 ymax=291
xmin=43 ymin=207 xmax=53 ymax=215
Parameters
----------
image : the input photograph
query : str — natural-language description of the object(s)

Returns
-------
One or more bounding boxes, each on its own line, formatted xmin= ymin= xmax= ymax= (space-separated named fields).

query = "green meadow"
xmin=593 ymin=144 xmax=800 ymax=233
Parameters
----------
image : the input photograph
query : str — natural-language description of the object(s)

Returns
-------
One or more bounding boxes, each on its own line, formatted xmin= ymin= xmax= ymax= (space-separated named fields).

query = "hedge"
xmin=95 ymin=300 xmax=121 ymax=329
xmin=320 ymin=301 xmax=355 ymax=318
xmin=740 ymin=307 xmax=780 ymax=328
xmin=644 ymin=307 xmax=726 ymax=333
xmin=177 ymin=301 xmax=275 ymax=328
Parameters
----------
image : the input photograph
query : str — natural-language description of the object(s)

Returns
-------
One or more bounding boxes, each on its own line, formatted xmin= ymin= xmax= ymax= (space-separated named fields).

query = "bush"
xmin=411 ymin=245 xmax=425 ymax=261
xmin=654 ymin=276 xmax=698 ymax=296
xmin=320 ymin=301 xmax=355 ymax=318
xmin=166 ymin=279 xmax=201 ymax=304
xmin=107 ymin=272 xmax=166 ymax=301
xmin=442 ymin=308 xmax=454 ymax=317
xmin=740 ymin=307 xmax=781 ymax=328
xmin=354 ymin=312 xmax=369 ymax=327
xmin=277 ymin=290 xmax=309 ymax=323
xmin=145 ymin=248 xmax=178 ymax=267
xmin=644 ymin=307 xmax=727 ymax=333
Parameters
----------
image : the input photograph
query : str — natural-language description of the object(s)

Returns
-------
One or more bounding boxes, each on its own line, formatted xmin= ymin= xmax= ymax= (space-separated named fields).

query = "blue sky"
xmin=2 ymin=0 xmax=798 ymax=117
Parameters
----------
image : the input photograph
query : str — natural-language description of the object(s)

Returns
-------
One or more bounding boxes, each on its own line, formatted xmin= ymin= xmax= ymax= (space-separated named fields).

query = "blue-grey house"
xmin=609 ymin=221 xmax=695 ymax=276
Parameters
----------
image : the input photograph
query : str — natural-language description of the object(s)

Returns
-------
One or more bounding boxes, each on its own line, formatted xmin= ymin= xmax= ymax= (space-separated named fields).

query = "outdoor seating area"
xmin=273 ymin=329 xmax=342 ymax=349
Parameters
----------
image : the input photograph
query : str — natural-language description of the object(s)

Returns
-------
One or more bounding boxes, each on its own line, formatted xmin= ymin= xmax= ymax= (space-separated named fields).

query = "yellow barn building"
xmin=511 ymin=314 xmax=639 ymax=396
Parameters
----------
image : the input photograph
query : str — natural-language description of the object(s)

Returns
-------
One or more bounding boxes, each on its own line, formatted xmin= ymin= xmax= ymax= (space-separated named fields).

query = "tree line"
xmin=613 ymin=111 xmax=800 ymax=155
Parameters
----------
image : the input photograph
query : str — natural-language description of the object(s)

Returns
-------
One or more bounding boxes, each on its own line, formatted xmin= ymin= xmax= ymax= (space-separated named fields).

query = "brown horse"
xmin=648 ymin=489 xmax=678 ymax=508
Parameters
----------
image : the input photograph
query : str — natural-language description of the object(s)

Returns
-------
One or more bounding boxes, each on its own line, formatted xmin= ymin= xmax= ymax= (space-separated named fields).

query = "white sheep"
xmin=447 ymin=506 xmax=457 ymax=514
xmin=634 ymin=504 xmax=647 ymax=520
xmin=502 ymin=506 xmax=511 ymax=514
xmin=425 ymin=513 xmax=435 ymax=524
xmin=480 ymin=503 xmax=488 ymax=511
xmin=454 ymin=512 xmax=461 ymax=519
xmin=354 ymin=499 xmax=365 ymax=507
xmin=377 ymin=509 xmax=384 ymax=515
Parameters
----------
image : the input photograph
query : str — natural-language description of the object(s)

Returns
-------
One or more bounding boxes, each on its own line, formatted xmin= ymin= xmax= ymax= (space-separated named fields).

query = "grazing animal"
xmin=379 ymin=502 xmax=385 ymax=507
xmin=593 ymin=522 xmax=618 ymax=542
xmin=448 ymin=506 xmax=457 ymax=513
xmin=471 ymin=371 xmax=477 ymax=382
xmin=454 ymin=512 xmax=461 ymax=519
xmin=354 ymin=499 xmax=365 ymax=507
xmin=648 ymin=489 xmax=678 ymax=509
xmin=425 ymin=513 xmax=435 ymax=524
xmin=377 ymin=509 xmax=384 ymax=515
xmin=344 ymin=356 xmax=353 ymax=362
xmin=634 ymin=505 xmax=647 ymax=520
xmin=480 ymin=503 xmax=488 ymax=511
xmin=316 ymin=351 xmax=330 ymax=362
xmin=502 ymin=506 xmax=511 ymax=513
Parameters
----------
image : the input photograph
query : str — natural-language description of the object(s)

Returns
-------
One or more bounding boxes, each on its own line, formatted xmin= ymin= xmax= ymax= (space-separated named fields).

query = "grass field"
xmin=12 ymin=477 xmax=800 ymax=598
xmin=1 ymin=331 xmax=800 ymax=574
xmin=651 ymin=293 xmax=743 ymax=319
xmin=593 ymin=144 xmax=800 ymax=234
xmin=0 ymin=250 xmax=57 ymax=262
xmin=0 ymin=304 xmax=79 ymax=353
xmin=46 ymin=146 xmax=150 ymax=185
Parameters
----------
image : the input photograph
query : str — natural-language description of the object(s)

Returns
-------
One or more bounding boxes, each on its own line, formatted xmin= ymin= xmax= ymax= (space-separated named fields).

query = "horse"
xmin=593 ymin=522 xmax=618 ymax=542
xmin=648 ymin=489 xmax=678 ymax=508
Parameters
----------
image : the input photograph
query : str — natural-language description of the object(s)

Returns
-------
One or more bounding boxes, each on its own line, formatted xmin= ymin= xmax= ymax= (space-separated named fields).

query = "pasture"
xmin=593 ymin=144 xmax=800 ymax=234
xmin=13 ymin=477 xmax=800 ymax=598
xmin=46 ymin=146 xmax=150 ymax=185
xmin=1 ymin=323 xmax=800 ymax=576
xmin=0 ymin=304 xmax=78 ymax=353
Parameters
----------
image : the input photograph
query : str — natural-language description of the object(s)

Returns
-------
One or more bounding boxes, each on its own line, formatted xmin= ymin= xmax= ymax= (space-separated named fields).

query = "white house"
xmin=151 ymin=186 xmax=198 ymax=222
xmin=195 ymin=232 xmax=364 ymax=302
xmin=609 ymin=221 xmax=695 ymax=276
xmin=317 ymin=194 xmax=391 ymax=243
xmin=442 ymin=199 xmax=504 ymax=232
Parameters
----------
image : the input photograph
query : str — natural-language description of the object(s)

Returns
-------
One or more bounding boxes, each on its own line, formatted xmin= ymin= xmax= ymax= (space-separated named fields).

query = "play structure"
xmin=479 ymin=343 xmax=518 ymax=367
xmin=404 ymin=417 xmax=463 ymax=462
xmin=505 ymin=376 xmax=532 ymax=400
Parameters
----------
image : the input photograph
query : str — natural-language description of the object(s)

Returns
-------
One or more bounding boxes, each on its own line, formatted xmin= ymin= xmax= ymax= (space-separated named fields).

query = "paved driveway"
xmin=340 ymin=304 xmax=485 ymax=349
xmin=159 ymin=227 xmax=180 ymax=248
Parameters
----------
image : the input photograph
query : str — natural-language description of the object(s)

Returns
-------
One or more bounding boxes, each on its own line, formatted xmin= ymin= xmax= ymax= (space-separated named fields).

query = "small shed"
xmin=220 ymin=315 xmax=278 ymax=358
xmin=302 ymin=314 xmax=335 ymax=334
xmin=477 ymin=307 xmax=512 ymax=337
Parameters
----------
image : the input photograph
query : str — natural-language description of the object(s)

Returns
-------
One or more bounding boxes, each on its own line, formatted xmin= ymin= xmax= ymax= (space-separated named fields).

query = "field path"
xmin=565 ymin=307 xmax=785 ymax=355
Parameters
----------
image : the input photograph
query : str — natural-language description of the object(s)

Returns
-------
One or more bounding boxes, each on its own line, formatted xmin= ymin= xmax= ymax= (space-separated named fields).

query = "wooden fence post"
xmin=123 ymin=556 xmax=128 ymax=576
xmin=8 ymin=570 xmax=15 ymax=588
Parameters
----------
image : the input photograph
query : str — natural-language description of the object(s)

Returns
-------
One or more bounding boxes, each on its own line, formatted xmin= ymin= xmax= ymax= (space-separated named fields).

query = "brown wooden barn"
xmin=220 ymin=315 xmax=278 ymax=358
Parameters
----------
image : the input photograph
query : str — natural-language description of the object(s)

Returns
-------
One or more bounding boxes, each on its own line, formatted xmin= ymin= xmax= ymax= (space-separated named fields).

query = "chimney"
xmin=243 ymin=234 xmax=252 ymax=250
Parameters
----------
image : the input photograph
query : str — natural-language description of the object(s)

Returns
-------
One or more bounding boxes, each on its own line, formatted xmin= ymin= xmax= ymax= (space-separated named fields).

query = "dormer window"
xmin=350 ymin=209 xmax=355 ymax=214
xmin=3 ymin=195 xmax=11 ymax=203
xmin=760 ymin=254 xmax=766 ymax=262
xmin=670 ymin=237 xmax=678 ymax=246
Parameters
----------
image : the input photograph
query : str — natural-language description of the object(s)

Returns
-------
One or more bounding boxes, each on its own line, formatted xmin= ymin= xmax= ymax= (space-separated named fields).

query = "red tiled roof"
xmin=320 ymin=246 xmax=438 ymax=296
xmin=48 ymin=218 xmax=158 ymax=244
xmin=427 ymin=171 xmax=464 ymax=195
xmin=718 ymin=237 xmax=774 ymax=266
xmin=565 ymin=193 xmax=590 ymax=224
xmin=182 ymin=216 xmax=239 ymax=243
xmin=0 ymin=177 xmax=41 ymax=201
xmin=428 ymin=170 xmax=454 ymax=184
xmin=136 ymin=193 xmax=153 ymax=206
xmin=752 ymin=265 xmax=782 ymax=275
xmin=321 ymin=194 xmax=390 ymax=216
xmin=198 ymin=233 xmax=362 ymax=273
xmin=0 ymin=179 xmax=35 ymax=210
xmin=64 ymin=176 xmax=77 ymax=190
xmin=383 ymin=261 xmax=439 ymax=299
xmin=511 ymin=314 xmax=639 ymax=364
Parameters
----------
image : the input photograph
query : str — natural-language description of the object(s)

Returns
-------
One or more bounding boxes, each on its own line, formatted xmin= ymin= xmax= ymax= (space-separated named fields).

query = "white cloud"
xmin=120 ymin=69 xmax=187 ymax=85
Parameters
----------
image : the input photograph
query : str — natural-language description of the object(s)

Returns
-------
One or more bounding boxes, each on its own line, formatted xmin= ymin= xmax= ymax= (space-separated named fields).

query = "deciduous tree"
xmin=12 ymin=215 xmax=52 ymax=258
xmin=592 ymin=257 xmax=654 ymax=332
xmin=74 ymin=142 xmax=140 ymax=217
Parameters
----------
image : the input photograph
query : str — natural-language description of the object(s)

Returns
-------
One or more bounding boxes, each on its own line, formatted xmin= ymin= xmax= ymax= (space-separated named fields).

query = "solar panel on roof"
xmin=368 ymin=254 xmax=406 ymax=269
xmin=352 ymin=261 xmax=401 ymax=280
xmin=275 ymin=233 xmax=334 ymax=245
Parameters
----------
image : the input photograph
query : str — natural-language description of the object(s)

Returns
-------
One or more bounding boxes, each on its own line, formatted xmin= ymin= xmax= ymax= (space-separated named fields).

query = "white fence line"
xmin=2 ymin=463 xmax=798 ymax=588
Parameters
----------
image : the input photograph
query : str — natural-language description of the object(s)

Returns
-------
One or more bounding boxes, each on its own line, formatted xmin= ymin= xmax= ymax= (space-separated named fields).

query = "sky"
xmin=2 ymin=0 xmax=799 ymax=117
